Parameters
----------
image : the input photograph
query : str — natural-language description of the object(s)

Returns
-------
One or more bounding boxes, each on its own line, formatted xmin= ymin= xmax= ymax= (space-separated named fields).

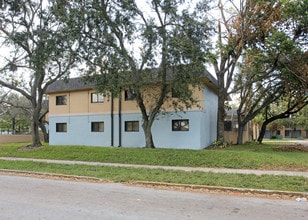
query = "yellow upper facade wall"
xmin=49 ymin=89 xmax=110 ymax=115
xmin=48 ymin=85 xmax=207 ymax=116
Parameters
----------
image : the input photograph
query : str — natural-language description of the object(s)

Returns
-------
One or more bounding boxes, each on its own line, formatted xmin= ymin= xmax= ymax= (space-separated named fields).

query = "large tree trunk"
xmin=217 ymin=72 xmax=226 ymax=141
xmin=39 ymin=110 xmax=49 ymax=143
xmin=31 ymin=121 xmax=42 ymax=147
xmin=237 ymin=111 xmax=250 ymax=144
xmin=39 ymin=121 xmax=49 ymax=143
xmin=217 ymin=96 xmax=226 ymax=140
xmin=237 ymin=124 xmax=244 ymax=144
xmin=31 ymin=108 xmax=42 ymax=147
xmin=237 ymin=124 xmax=245 ymax=145
xmin=142 ymin=120 xmax=155 ymax=148
xmin=257 ymin=122 xmax=268 ymax=143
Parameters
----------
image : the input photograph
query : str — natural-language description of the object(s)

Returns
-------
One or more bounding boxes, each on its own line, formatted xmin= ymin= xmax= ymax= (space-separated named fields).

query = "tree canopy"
xmin=0 ymin=92 xmax=32 ymax=134
xmin=55 ymin=0 xmax=214 ymax=148
xmin=231 ymin=0 xmax=308 ymax=143
xmin=0 ymin=0 xmax=81 ymax=146
xmin=0 ymin=0 xmax=306 ymax=148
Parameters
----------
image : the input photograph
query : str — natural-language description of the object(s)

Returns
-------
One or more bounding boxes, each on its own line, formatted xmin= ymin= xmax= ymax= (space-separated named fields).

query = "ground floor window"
xmin=91 ymin=121 xmax=104 ymax=132
xmin=125 ymin=121 xmax=139 ymax=132
xmin=172 ymin=119 xmax=189 ymax=131
xmin=56 ymin=123 xmax=67 ymax=132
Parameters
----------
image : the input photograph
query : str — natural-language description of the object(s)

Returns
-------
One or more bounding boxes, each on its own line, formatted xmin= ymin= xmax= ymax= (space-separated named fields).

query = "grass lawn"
xmin=0 ymin=141 xmax=307 ymax=193
xmin=0 ymin=141 xmax=307 ymax=171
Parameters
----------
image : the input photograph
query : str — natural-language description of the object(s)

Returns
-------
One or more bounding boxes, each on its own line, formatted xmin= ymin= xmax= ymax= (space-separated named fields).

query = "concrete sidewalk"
xmin=1 ymin=157 xmax=308 ymax=178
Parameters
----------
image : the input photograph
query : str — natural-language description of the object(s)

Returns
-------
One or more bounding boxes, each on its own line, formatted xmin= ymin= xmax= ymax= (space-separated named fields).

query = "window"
xmin=124 ymin=90 xmax=136 ymax=101
xmin=172 ymin=119 xmax=189 ymax=131
xmin=91 ymin=121 xmax=104 ymax=132
xmin=224 ymin=121 xmax=232 ymax=131
xmin=125 ymin=121 xmax=139 ymax=132
xmin=91 ymin=93 xmax=104 ymax=103
xmin=56 ymin=95 xmax=67 ymax=105
xmin=56 ymin=123 xmax=67 ymax=132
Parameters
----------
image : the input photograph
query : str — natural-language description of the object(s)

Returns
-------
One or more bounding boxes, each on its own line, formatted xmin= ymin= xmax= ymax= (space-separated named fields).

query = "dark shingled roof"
xmin=46 ymin=69 xmax=218 ymax=94
xmin=46 ymin=77 xmax=95 ymax=94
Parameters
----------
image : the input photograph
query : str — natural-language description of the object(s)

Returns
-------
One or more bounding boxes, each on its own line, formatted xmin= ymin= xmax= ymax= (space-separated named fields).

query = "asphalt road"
xmin=0 ymin=175 xmax=307 ymax=220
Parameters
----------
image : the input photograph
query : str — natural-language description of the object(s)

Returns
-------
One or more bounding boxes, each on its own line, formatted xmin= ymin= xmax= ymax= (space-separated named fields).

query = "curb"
xmin=0 ymin=169 xmax=105 ymax=183
xmin=1 ymin=169 xmax=307 ymax=200
xmin=133 ymin=181 xmax=308 ymax=200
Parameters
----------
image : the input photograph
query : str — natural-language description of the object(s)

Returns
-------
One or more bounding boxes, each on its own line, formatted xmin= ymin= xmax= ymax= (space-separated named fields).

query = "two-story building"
xmin=46 ymin=74 xmax=218 ymax=149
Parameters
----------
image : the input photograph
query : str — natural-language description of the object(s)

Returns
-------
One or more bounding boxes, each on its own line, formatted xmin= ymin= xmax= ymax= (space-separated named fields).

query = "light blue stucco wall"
xmin=151 ymin=111 xmax=205 ymax=149
xmin=116 ymin=113 xmax=145 ymax=148
xmin=49 ymin=114 xmax=112 ymax=146
xmin=48 ymin=85 xmax=218 ymax=149
xmin=201 ymin=85 xmax=218 ymax=147
xmin=49 ymin=111 xmax=209 ymax=149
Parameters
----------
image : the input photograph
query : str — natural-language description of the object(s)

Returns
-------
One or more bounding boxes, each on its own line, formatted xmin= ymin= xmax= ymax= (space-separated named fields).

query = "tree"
xmin=236 ymin=57 xmax=308 ymax=144
xmin=211 ymin=0 xmax=277 ymax=140
xmin=234 ymin=59 xmax=284 ymax=144
xmin=281 ymin=0 xmax=308 ymax=88
xmin=0 ymin=0 xmax=81 ymax=147
xmin=233 ymin=0 xmax=308 ymax=144
xmin=0 ymin=93 xmax=32 ymax=134
xmin=257 ymin=97 xmax=308 ymax=143
xmin=280 ymin=105 xmax=308 ymax=131
xmin=57 ymin=0 xmax=213 ymax=148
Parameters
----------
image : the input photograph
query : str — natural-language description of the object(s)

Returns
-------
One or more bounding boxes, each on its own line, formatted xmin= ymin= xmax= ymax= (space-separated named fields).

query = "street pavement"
xmin=0 ymin=174 xmax=307 ymax=220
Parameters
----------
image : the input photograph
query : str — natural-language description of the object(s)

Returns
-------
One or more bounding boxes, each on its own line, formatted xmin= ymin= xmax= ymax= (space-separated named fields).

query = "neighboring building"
xmin=45 ymin=74 xmax=218 ymax=149
xmin=223 ymin=109 xmax=252 ymax=144
xmin=264 ymin=126 xmax=308 ymax=139
xmin=223 ymin=109 xmax=308 ymax=143
xmin=226 ymin=112 xmax=308 ymax=141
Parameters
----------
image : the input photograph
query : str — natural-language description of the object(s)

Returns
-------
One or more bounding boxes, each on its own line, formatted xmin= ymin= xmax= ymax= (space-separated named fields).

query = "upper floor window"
xmin=172 ymin=119 xmax=189 ymax=131
xmin=56 ymin=95 xmax=67 ymax=105
xmin=91 ymin=93 xmax=104 ymax=103
xmin=91 ymin=121 xmax=104 ymax=132
xmin=124 ymin=90 xmax=136 ymax=101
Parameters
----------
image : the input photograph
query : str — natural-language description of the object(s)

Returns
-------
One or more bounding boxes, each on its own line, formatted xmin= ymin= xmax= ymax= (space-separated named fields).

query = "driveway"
xmin=0 ymin=174 xmax=307 ymax=220
xmin=291 ymin=139 xmax=308 ymax=146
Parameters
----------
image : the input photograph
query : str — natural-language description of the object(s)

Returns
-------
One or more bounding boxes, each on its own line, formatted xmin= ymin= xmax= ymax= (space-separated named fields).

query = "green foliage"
xmin=0 ymin=160 xmax=307 ymax=192
xmin=55 ymin=0 xmax=214 ymax=147
xmin=209 ymin=139 xmax=231 ymax=149
xmin=0 ymin=142 xmax=308 ymax=192
xmin=232 ymin=0 xmax=308 ymax=143
xmin=0 ymin=93 xmax=31 ymax=134
xmin=0 ymin=0 xmax=82 ymax=146
xmin=0 ymin=142 xmax=308 ymax=171
xmin=278 ymin=105 xmax=308 ymax=129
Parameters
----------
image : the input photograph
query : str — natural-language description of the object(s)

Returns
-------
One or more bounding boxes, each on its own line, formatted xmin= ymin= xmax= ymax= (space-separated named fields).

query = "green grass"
xmin=0 ymin=141 xmax=307 ymax=171
xmin=0 ymin=160 xmax=307 ymax=193
xmin=0 ymin=141 xmax=307 ymax=192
